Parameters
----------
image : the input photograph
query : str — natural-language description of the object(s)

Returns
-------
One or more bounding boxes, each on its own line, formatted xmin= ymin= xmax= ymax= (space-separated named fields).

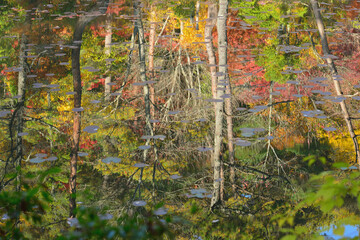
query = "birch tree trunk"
xmin=133 ymin=0 xmax=152 ymax=162
xmin=311 ymin=0 xmax=360 ymax=167
xmin=204 ymin=3 xmax=217 ymax=99
xmin=211 ymin=0 xmax=228 ymax=209
xmin=104 ymin=9 xmax=112 ymax=101
xmin=69 ymin=0 xmax=110 ymax=218
xmin=195 ymin=1 xmax=200 ymax=31
xmin=225 ymin=77 xmax=235 ymax=195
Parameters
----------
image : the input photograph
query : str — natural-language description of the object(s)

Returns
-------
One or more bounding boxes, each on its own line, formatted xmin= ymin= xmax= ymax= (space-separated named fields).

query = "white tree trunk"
xmin=134 ymin=0 xmax=152 ymax=162
xmin=205 ymin=3 xmax=217 ymax=99
xmin=195 ymin=1 xmax=200 ymax=30
xmin=211 ymin=0 xmax=228 ymax=208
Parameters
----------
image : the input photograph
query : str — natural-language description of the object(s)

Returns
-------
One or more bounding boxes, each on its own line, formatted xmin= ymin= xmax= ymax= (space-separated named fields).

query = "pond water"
xmin=1 ymin=0 xmax=360 ymax=239
xmin=320 ymin=225 xmax=360 ymax=240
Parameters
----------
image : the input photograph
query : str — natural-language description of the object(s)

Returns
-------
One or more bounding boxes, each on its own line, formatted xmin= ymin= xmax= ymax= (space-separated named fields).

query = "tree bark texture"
xmin=14 ymin=34 xmax=27 ymax=227
xmin=205 ymin=3 xmax=217 ymax=99
xmin=211 ymin=0 xmax=228 ymax=209
xmin=311 ymin=0 xmax=360 ymax=167
xmin=15 ymin=34 xmax=27 ymax=191
xmin=195 ymin=1 xmax=200 ymax=30
xmin=104 ymin=10 xmax=112 ymax=101
xmin=225 ymin=77 xmax=235 ymax=195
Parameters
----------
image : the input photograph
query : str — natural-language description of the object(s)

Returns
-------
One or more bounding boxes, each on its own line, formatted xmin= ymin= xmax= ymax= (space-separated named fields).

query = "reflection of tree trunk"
xmin=206 ymin=1 xmax=234 ymax=198
xmin=311 ymin=0 xmax=360 ymax=167
xmin=16 ymin=34 xmax=27 ymax=191
xmin=180 ymin=20 xmax=184 ymax=42
xmin=134 ymin=0 xmax=151 ymax=162
xmin=70 ymin=22 xmax=84 ymax=219
xmin=204 ymin=3 xmax=217 ymax=99
xmin=69 ymin=0 xmax=110 ymax=218
xmin=15 ymin=34 xmax=27 ymax=226
xmin=265 ymin=82 xmax=273 ymax=164
xmin=103 ymin=174 xmax=109 ymax=189
xmin=211 ymin=0 xmax=228 ymax=209
xmin=104 ymin=10 xmax=112 ymax=101
xmin=225 ymin=79 xmax=235 ymax=196
xmin=149 ymin=8 xmax=156 ymax=120
xmin=195 ymin=1 xmax=200 ymax=30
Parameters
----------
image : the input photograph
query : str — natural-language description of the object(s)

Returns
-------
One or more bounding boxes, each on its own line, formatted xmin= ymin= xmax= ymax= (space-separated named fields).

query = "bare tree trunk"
xmin=195 ymin=1 xmax=200 ymax=31
xmin=69 ymin=0 xmax=109 ymax=218
xmin=149 ymin=8 xmax=156 ymax=120
xmin=204 ymin=3 xmax=218 ymax=170
xmin=16 ymin=34 xmax=27 ymax=191
xmin=180 ymin=20 xmax=184 ymax=42
xmin=211 ymin=0 xmax=228 ymax=209
xmin=134 ymin=0 xmax=152 ymax=162
xmin=204 ymin=3 xmax=217 ymax=99
xmin=14 ymin=34 xmax=27 ymax=227
xmin=69 ymin=22 xmax=84 ymax=219
xmin=104 ymin=9 xmax=112 ymax=101
xmin=225 ymin=80 xmax=235 ymax=196
xmin=311 ymin=0 xmax=360 ymax=167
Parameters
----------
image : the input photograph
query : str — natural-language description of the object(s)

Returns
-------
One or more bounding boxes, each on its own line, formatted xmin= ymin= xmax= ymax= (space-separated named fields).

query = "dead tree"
xmin=311 ymin=0 xmax=360 ymax=167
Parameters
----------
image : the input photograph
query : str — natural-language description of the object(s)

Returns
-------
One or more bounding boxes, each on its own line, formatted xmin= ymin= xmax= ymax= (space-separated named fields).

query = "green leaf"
xmin=332 ymin=162 xmax=348 ymax=169
xmin=320 ymin=200 xmax=335 ymax=213
xmin=319 ymin=157 xmax=326 ymax=164
xmin=280 ymin=235 xmax=297 ymax=240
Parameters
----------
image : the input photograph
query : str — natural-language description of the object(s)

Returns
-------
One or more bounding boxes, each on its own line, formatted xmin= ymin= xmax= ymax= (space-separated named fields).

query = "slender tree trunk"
xmin=225 ymin=80 xmax=235 ymax=196
xmin=69 ymin=0 xmax=110 ymax=218
xmin=103 ymin=174 xmax=109 ymax=189
xmin=14 ymin=34 xmax=27 ymax=226
xmin=69 ymin=21 xmax=84 ymax=219
xmin=149 ymin=8 xmax=156 ymax=120
xmin=311 ymin=0 xmax=360 ymax=167
xmin=16 ymin=34 xmax=27 ymax=190
xmin=195 ymin=1 xmax=200 ymax=31
xmin=204 ymin=3 xmax=217 ymax=99
xmin=265 ymin=82 xmax=274 ymax=164
xmin=134 ymin=0 xmax=152 ymax=162
xmin=180 ymin=20 xmax=184 ymax=42
xmin=104 ymin=9 xmax=112 ymax=101
xmin=204 ymin=4 xmax=218 ymax=170
xmin=211 ymin=0 xmax=228 ymax=209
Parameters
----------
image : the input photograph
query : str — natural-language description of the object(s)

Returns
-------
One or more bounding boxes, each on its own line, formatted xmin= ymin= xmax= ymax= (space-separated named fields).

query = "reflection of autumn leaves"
xmin=179 ymin=7 xmax=207 ymax=50
xmin=273 ymin=127 xmax=306 ymax=150
xmin=268 ymin=100 xmax=360 ymax=164
xmin=269 ymin=102 xmax=314 ymax=150
xmin=318 ymin=129 xmax=360 ymax=164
